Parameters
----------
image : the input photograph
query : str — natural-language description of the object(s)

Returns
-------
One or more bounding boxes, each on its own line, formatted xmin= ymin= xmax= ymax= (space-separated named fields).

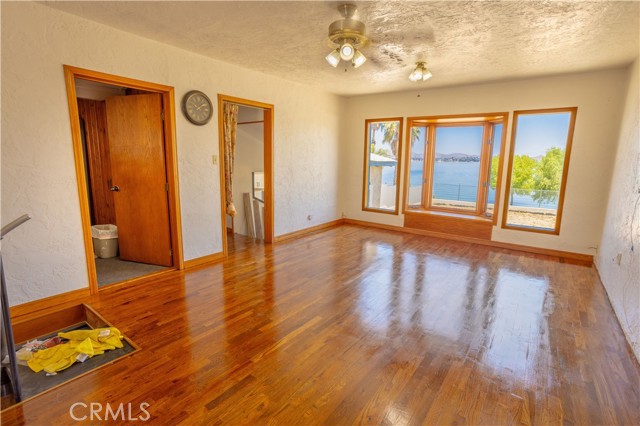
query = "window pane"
xmin=431 ymin=126 xmax=483 ymax=212
xmin=408 ymin=126 xmax=426 ymax=208
xmin=505 ymin=111 xmax=573 ymax=231
xmin=486 ymin=123 xmax=503 ymax=216
xmin=365 ymin=120 xmax=401 ymax=212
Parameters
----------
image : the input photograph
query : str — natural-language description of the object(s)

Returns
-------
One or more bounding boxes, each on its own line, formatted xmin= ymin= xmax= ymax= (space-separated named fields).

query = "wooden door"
xmin=105 ymin=94 xmax=173 ymax=266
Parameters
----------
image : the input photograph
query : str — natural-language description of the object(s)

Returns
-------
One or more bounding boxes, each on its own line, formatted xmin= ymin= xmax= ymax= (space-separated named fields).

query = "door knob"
xmin=110 ymin=185 xmax=120 ymax=192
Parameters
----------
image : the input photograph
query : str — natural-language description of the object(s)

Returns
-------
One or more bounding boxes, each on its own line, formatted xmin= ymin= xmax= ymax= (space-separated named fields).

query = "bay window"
xmin=404 ymin=113 xmax=507 ymax=221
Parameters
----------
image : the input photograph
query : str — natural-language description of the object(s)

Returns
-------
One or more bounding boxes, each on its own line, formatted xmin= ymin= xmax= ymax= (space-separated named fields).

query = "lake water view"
xmin=381 ymin=161 xmax=558 ymax=208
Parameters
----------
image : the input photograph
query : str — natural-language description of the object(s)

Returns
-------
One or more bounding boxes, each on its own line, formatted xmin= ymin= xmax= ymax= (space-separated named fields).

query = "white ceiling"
xmin=46 ymin=1 xmax=639 ymax=96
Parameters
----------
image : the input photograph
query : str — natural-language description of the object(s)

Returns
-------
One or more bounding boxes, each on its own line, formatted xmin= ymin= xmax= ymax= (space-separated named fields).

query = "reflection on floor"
xmin=228 ymin=232 xmax=262 ymax=254
xmin=2 ymin=225 xmax=639 ymax=425
xmin=95 ymin=256 xmax=168 ymax=287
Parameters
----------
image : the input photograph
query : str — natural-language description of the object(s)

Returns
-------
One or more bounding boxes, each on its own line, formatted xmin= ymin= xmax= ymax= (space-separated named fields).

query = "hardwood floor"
xmin=3 ymin=225 xmax=639 ymax=425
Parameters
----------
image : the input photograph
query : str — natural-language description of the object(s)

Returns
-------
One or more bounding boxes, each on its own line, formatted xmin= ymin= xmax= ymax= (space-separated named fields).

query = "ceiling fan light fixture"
xmin=325 ymin=5 xmax=368 ymax=69
xmin=352 ymin=50 xmax=366 ymax=68
xmin=340 ymin=42 xmax=355 ymax=60
xmin=409 ymin=69 xmax=423 ymax=82
xmin=326 ymin=49 xmax=341 ymax=67
xmin=409 ymin=62 xmax=433 ymax=82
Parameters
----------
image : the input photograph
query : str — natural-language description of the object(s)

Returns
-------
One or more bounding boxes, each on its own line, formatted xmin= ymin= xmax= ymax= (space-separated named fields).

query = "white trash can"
xmin=91 ymin=224 xmax=118 ymax=259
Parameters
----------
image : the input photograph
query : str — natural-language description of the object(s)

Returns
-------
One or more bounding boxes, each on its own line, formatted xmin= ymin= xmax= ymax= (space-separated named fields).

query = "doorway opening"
xmin=217 ymin=95 xmax=274 ymax=255
xmin=64 ymin=66 xmax=183 ymax=292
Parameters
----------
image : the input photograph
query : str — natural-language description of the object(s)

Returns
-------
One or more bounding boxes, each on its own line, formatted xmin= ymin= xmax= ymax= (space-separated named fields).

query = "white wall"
xmin=233 ymin=106 xmax=264 ymax=237
xmin=1 ymin=2 xmax=343 ymax=305
xmin=342 ymin=69 xmax=629 ymax=254
xmin=596 ymin=59 xmax=640 ymax=361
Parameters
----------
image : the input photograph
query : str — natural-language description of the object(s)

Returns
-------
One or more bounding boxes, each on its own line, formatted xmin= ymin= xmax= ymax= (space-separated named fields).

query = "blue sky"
xmin=411 ymin=126 xmax=485 ymax=155
xmin=403 ymin=115 xmax=569 ymax=196
xmin=514 ymin=112 xmax=571 ymax=157
xmin=409 ymin=113 xmax=569 ymax=158
xmin=492 ymin=124 xmax=502 ymax=156
xmin=435 ymin=126 xmax=483 ymax=155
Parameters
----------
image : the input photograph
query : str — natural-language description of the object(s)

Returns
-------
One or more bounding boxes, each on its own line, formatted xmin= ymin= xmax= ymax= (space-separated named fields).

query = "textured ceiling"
xmin=45 ymin=1 xmax=639 ymax=96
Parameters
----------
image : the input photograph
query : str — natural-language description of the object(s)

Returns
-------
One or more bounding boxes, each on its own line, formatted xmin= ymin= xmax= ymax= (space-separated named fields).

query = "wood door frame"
xmin=63 ymin=65 xmax=184 ymax=295
xmin=217 ymin=94 xmax=274 ymax=255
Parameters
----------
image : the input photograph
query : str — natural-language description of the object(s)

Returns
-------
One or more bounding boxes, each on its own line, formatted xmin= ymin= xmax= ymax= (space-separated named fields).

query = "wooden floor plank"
xmin=2 ymin=225 xmax=639 ymax=425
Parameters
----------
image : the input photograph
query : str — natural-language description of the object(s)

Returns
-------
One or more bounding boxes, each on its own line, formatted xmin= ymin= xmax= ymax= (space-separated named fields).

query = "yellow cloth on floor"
xmin=59 ymin=327 xmax=124 ymax=350
xmin=27 ymin=327 xmax=124 ymax=374
xmin=27 ymin=337 xmax=94 ymax=374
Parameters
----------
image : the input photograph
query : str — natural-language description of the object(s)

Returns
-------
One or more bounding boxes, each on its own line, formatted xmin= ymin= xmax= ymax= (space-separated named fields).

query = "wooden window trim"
xmin=403 ymin=113 xmax=508 ymax=224
xmin=501 ymin=107 xmax=577 ymax=235
xmin=402 ymin=123 xmax=430 ymax=212
xmin=487 ymin=119 xmax=508 ymax=225
xmin=362 ymin=117 xmax=404 ymax=215
xmin=424 ymin=124 xmax=436 ymax=211
xmin=477 ymin=123 xmax=493 ymax=216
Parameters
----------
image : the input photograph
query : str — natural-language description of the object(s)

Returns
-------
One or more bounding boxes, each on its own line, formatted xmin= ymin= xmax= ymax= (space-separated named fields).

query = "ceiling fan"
xmin=323 ymin=3 xmax=435 ymax=82
xmin=325 ymin=4 xmax=368 ymax=68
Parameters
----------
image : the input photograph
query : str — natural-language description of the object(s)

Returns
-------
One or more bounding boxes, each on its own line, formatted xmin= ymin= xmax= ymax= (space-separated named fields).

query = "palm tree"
xmin=370 ymin=121 xmax=399 ymax=158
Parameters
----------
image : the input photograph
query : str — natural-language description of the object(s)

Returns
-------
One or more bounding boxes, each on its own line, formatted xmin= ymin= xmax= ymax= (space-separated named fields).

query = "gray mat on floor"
xmin=95 ymin=257 xmax=167 ymax=287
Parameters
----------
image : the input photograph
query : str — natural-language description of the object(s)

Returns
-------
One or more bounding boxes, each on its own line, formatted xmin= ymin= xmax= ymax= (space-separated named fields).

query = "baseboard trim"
xmin=10 ymin=288 xmax=92 ymax=321
xmin=344 ymin=218 xmax=593 ymax=264
xmin=184 ymin=252 xmax=225 ymax=269
xmin=274 ymin=219 xmax=344 ymax=243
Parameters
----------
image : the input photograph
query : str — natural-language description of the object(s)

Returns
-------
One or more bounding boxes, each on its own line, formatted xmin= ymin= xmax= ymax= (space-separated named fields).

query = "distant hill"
xmin=435 ymin=152 xmax=480 ymax=162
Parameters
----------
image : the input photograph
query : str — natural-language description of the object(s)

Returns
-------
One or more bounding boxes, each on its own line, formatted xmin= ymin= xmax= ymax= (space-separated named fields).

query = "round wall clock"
xmin=182 ymin=90 xmax=213 ymax=125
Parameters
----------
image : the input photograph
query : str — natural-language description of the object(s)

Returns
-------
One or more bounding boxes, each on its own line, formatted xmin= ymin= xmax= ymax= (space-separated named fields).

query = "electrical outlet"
xmin=615 ymin=252 xmax=622 ymax=265
xmin=212 ymin=155 xmax=218 ymax=165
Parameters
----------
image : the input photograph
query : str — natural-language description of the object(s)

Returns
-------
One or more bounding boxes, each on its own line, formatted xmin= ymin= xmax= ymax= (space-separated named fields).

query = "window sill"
xmin=502 ymin=223 xmax=559 ymax=235
xmin=363 ymin=207 xmax=399 ymax=215
xmin=404 ymin=209 xmax=493 ymax=223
